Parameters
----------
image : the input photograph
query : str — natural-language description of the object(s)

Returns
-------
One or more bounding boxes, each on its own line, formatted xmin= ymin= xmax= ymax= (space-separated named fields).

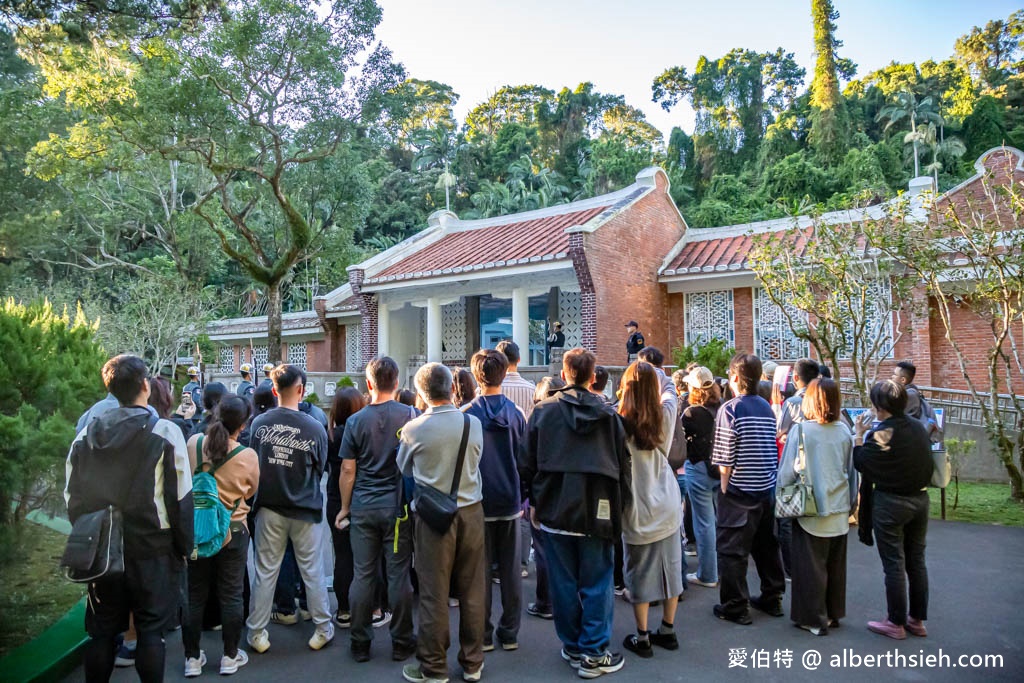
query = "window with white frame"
xmin=841 ymin=278 xmax=895 ymax=360
xmin=252 ymin=345 xmax=268 ymax=369
xmin=218 ymin=346 xmax=235 ymax=373
xmin=685 ymin=290 xmax=735 ymax=347
xmin=754 ymin=288 xmax=810 ymax=361
xmin=288 ymin=342 xmax=307 ymax=370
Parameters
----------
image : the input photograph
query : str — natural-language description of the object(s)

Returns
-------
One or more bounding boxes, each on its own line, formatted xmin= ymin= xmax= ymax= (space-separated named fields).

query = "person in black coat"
xmin=854 ymin=380 xmax=933 ymax=641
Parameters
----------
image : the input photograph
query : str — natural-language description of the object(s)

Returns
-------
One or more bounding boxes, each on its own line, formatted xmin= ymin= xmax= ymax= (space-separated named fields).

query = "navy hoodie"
xmin=464 ymin=394 xmax=526 ymax=519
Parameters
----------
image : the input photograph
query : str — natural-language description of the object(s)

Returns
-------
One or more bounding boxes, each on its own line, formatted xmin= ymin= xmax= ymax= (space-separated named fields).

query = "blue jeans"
xmin=674 ymin=476 xmax=691 ymax=583
xmin=682 ymin=465 xmax=718 ymax=583
xmin=542 ymin=531 xmax=614 ymax=657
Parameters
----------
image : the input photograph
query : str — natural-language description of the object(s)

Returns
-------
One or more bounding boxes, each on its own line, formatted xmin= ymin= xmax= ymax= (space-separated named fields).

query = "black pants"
xmin=789 ymin=522 xmax=847 ymax=629
xmin=716 ymin=489 xmax=785 ymax=618
xmin=529 ymin=522 xmax=551 ymax=611
xmin=872 ymin=490 xmax=929 ymax=625
xmin=613 ymin=536 xmax=625 ymax=589
xmin=84 ymin=554 xmax=183 ymax=683
xmin=777 ymin=518 xmax=793 ymax=577
xmin=683 ymin=492 xmax=695 ymax=546
xmin=183 ymin=525 xmax=249 ymax=659
xmin=484 ymin=519 xmax=522 ymax=644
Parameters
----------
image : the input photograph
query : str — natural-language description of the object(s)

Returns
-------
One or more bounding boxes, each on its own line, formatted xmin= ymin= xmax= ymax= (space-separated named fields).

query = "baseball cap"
xmin=684 ymin=366 xmax=715 ymax=390
xmin=762 ymin=360 xmax=778 ymax=378
xmin=624 ymin=320 xmax=639 ymax=328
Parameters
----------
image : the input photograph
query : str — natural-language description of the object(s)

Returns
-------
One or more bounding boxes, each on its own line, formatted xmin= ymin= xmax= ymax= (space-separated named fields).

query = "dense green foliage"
xmin=1 ymin=3 xmax=1022 ymax=339
xmin=0 ymin=299 xmax=106 ymax=527
xmin=670 ymin=338 xmax=735 ymax=379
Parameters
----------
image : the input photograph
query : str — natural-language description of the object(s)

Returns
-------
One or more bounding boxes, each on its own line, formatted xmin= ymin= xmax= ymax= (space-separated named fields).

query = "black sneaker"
xmin=622 ymin=635 xmax=653 ymax=659
xmin=750 ymin=596 xmax=784 ymax=617
xmin=713 ymin=603 xmax=753 ymax=625
xmin=648 ymin=631 xmax=679 ymax=650
xmin=392 ymin=641 xmax=417 ymax=662
xmin=527 ymin=603 xmax=553 ymax=620
xmin=561 ymin=648 xmax=582 ymax=669
xmin=578 ymin=651 xmax=624 ymax=678
xmin=333 ymin=611 xmax=351 ymax=629
xmin=350 ymin=642 xmax=370 ymax=663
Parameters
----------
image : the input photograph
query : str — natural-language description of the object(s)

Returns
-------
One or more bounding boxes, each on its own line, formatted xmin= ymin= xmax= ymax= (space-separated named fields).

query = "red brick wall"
xmin=584 ymin=171 xmax=687 ymax=365
xmin=666 ymin=292 xmax=685 ymax=353
xmin=733 ymin=287 xmax=754 ymax=354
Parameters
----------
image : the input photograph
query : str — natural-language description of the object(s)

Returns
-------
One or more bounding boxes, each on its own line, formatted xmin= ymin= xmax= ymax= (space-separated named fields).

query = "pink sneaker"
xmin=906 ymin=617 xmax=927 ymax=637
xmin=867 ymin=619 xmax=907 ymax=640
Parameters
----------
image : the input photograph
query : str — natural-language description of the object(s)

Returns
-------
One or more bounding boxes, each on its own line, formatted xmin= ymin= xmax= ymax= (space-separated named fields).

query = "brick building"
xmin=207 ymin=147 xmax=1024 ymax=392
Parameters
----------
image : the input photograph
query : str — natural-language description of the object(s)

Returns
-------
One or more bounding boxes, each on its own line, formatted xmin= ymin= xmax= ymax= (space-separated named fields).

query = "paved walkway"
xmin=64 ymin=521 xmax=1024 ymax=682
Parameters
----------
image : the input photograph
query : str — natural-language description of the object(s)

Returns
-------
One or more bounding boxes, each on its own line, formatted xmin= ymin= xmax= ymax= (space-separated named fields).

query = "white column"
xmin=377 ymin=303 xmax=390 ymax=358
xmin=512 ymin=287 xmax=530 ymax=364
xmin=426 ymin=297 xmax=442 ymax=363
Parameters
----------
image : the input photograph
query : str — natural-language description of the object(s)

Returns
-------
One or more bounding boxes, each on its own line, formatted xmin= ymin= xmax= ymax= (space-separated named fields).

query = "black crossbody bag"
xmin=413 ymin=413 xmax=470 ymax=535
xmin=62 ymin=413 xmax=158 ymax=583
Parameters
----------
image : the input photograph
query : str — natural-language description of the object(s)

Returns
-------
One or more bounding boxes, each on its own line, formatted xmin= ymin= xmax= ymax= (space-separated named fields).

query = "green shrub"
xmin=0 ymin=299 xmax=106 ymax=527
xmin=670 ymin=338 xmax=735 ymax=378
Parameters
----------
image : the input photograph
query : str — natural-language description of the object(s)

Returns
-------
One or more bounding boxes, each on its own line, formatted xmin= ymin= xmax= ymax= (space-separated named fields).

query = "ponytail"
xmin=203 ymin=395 xmax=252 ymax=467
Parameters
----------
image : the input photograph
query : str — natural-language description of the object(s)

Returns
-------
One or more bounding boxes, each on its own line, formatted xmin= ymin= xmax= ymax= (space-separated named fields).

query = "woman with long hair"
xmin=326 ymin=387 xmax=367 ymax=627
xmin=680 ymin=366 xmax=722 ymax=589
xmin=182 ymin=395 xmax=260 ymax=676
xmin=776 ymin=378 xmax=856 ymax=636
xmin=452 ymin=367 xmax=477 ymax=408
xmin=617 ymin=361 xmax=683 ymax=658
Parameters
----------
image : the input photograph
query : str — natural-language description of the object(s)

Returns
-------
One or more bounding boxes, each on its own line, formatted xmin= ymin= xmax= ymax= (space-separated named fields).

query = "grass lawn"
xmin=930 ymin=481 xmax=1024 ymax=527
xmin=0 ymin=524 xmax=85 ymax=658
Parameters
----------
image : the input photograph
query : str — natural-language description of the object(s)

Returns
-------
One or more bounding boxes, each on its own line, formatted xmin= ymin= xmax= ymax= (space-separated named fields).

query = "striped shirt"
xmin=711 ymin=395 xmax=779 ymax=494
xmin=501 ymin=371 xmax=537 ymax=419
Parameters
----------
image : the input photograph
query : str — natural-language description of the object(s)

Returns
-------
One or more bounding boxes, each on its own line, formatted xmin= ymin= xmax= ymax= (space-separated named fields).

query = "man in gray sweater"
xmin=398 ymin=363 xmax=485 ymax=683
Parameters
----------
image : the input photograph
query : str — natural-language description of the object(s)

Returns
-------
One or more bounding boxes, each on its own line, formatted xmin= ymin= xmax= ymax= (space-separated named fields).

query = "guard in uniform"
xmin=546 ymin=321 xmax=566 ymax=363
xmin=625 ymin=320 xmax=645 ymax=364
xmin=182 ymin=365 xmax=203 ymax=411
xmin=258 ymin=362 xmax=275 ymax=389
xmin=237 ymin=362 xmax=256 ymax=400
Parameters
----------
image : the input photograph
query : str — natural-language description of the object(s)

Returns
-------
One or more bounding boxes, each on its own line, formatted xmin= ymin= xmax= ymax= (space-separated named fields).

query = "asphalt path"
xmin=63 ymin=520 xmax=1024 ymax=682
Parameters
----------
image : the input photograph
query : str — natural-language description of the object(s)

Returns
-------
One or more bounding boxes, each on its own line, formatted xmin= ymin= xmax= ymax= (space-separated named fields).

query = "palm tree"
xmin=912 ymin=122 xmax=967 ymax=185
xmin=875 ymin=89 xmax=941 ymax=177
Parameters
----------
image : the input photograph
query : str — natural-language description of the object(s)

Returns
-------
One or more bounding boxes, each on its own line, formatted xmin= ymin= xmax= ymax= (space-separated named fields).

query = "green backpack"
xmin=192 ymin=435 xmax=243 ymax=559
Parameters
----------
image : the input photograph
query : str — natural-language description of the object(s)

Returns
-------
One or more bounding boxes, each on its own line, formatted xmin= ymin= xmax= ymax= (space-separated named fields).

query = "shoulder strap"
xmin=210 ymin=444 xmax=246 ymax=474
xmin=448 ymin=414 xmax=471 ymax=498
xmin=796 ymin=424 xmax=811 ymax=480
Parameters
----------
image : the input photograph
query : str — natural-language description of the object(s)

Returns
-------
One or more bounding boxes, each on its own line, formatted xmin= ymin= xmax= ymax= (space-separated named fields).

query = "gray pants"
xmin=349 ymin=507 xmax=415 ymax=648
xmin=246 ymin=508 xmax=331 ymax=631
xmin=485 ymin=518 xmax=522 ymax=645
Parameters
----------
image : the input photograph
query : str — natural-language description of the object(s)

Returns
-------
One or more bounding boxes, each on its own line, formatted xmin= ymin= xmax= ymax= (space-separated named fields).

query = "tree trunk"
xmin=267 ymin=280 xmax=283 ymax=364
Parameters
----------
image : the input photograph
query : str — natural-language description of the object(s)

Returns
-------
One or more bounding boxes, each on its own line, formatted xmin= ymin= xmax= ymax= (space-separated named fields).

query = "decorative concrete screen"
xmin=218 ymin=346 xmax=235 ymax=373
xmin=442 ymin=300 xmax=467 ymax=364
xmin=685 ymin=290 xmax=735 ymax=347
xmin=558 ymin=290 xmax=583 ymax=350
xmin=288 ymin=342 xmax=307 ymax=370
xmin=841 ymin=278 xmax=895 ymax=360
xmin=754 ymin=287 xmax=810 ymax=361
xmin=346 ymin=323 xmax=362 ymax=371
xmin=252 ymin=345 xmax=268 ymax=369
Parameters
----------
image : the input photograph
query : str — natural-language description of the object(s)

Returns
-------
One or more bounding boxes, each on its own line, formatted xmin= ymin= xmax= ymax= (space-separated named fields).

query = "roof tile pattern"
xmin=208 ymin=311 xmax=322 ymax=337
xmin=367 ymin=206 xmax=609 ymax=283
xmin=663 ymin=227 xmax=814 ymax=275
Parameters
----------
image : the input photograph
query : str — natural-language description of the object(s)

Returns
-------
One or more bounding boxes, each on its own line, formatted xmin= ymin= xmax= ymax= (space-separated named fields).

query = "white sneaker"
xmin=463 ymin=661 xmax=484 ymax=682
xmin=247 ymin=629 xmax=270 ymax=654
xmin=219 ymin=651 xmax=249 ymax=675
xmin=686 ymin=572 xmax=718 ymax=588
xmin=299 ymin=608 xmax=312 ymax=621
xmin=308 ymin=622 xmax=335 ymax=650
xmin=372 ymin=611 xmax=393 ymax=628
xmin=184 ymin=651 xmax=206 ymax=678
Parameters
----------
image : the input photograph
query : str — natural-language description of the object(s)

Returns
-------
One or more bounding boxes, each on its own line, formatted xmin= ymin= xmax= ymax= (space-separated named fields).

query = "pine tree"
xmin=808 ymin=0 xmax=850 ymax=164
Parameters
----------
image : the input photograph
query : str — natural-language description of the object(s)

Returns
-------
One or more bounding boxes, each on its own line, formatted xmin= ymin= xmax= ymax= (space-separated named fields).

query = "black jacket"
xmin=518 ymin=386 xmax=631 ymax=540
xmin=65 ymin=406 xmax=194 ymax=559
xmin=854 ymin=415 xmax=933 ymax=495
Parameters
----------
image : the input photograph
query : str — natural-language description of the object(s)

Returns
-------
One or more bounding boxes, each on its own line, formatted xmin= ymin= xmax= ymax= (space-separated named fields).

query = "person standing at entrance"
xmin=624 ymin=322 xmax=645 ymax=365
xmin=546 ymin=322 xmax=566 ymax=364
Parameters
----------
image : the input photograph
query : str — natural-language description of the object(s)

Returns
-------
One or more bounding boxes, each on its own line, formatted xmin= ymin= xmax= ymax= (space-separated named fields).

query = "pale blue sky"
xmin=375 ymin=0 xmax=1020 ymax=140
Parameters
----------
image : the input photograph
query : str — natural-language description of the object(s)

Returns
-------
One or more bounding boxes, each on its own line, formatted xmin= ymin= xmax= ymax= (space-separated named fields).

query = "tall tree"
xmin=876 ymin=89 xmax=941 ymax=176
xmin=808 ymin=0 xmax=851 ymax=164
xmin=954 ymin=10 xmax=1024 ymax=91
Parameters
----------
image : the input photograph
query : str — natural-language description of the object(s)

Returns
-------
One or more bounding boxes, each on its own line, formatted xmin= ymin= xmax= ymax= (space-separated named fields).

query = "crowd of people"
xmin=64 ymin=337 xmax=939 ymax=683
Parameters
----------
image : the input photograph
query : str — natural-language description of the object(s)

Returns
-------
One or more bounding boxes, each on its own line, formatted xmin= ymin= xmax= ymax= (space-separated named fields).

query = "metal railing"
xmin=839 ymin=379 xmax=1022 ymax=430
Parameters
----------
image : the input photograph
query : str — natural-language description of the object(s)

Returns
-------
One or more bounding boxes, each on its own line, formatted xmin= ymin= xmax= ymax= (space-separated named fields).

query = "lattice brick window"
xmin=252 ymin=345 xmax=268 ymax=369
xmin=346 ymin=323 xmax=362 ymax=371
xmin=841 ymin=279 xmax=895 ymax=360
xmin=684 ymin=291 xmax=735 ymax=347
xmin=442 ymin=299 xmax=466 ymax=363
xmin=754 ymin=288 xmax=810 ymax=361
xmin=218 ymin=346 xmax=235 ymax=374
xmin=288 ymin=342 xmax=307 ymax=370
xmin=558 ymin=290 xmax=583 ymax=350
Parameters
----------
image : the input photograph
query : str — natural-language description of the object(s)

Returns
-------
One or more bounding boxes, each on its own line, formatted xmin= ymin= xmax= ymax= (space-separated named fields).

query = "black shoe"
xmin=578 ymin=651 xmax=625 ymax=678
xmin=392 ymin=642 xmax=417 ymax=662
xmin=648 ymin=631 xmax=678 ymax=651
xmin=750 ymin=596 xmax=784 ymax=617
xmin=527 ymin=603 xmax=553 ymax=620
xmin=351 ymin=642 xmax=370 ymax=663
xmin=713 ymin=604 xmax=752 ymax=625
xmin=622 ymin=635 xmax=653 ymax=659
